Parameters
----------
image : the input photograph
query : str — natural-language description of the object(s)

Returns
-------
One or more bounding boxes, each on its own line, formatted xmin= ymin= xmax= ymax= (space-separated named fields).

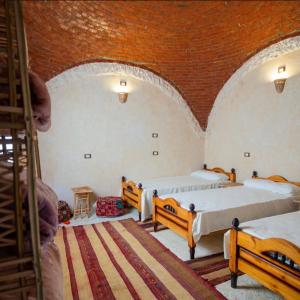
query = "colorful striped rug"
xmin=137 ymin=220 xmax=233 ymax=286
xmin=186 ymin=254 xmax=231 ymax=286
xmin=55 ymin=219 xmax=225 ymax=300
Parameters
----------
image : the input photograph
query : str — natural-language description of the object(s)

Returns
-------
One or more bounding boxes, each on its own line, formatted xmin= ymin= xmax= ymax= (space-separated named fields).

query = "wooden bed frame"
xmin=252 ymin=171 xmax=300 ymax=187
xmin=121 ymin=164 xmax=236 ymax=221
xmin=121 ymin=177 xmax=143 ymax=221
xmin=229 ymin=218 xmax=300 ymax=299
xmin=152 ymin=171 xmax=299 ymax=260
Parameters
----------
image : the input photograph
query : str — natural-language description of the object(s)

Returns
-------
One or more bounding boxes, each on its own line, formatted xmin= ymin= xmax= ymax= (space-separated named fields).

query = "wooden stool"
xmin=72 ymin=186 xmax=93 ymax=218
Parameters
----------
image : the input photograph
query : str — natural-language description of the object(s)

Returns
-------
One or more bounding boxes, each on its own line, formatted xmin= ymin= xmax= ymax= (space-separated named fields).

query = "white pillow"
xmin=190 ymin=170 xmax=228 ymax=182
xmin=243 ymin=179 xmax=300 ymax=195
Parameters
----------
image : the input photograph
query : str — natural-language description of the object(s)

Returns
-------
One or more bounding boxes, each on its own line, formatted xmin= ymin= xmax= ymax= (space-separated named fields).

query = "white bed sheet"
xmin=223 ymin=210 xmax=300 ymax=259
xmin=139 ymin=175 xmax=222 ymax=221
xmin=160 ymin=186 xmax=299 ymax=242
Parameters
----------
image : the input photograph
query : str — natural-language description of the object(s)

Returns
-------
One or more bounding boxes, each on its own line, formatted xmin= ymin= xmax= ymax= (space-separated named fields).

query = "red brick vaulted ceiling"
xmin=23 ymin=1 xmax=300 ymax=129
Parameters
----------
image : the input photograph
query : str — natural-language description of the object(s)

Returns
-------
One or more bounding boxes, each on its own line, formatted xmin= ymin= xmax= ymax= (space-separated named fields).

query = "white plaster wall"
xmin=39 ymin=64 xmax=204 ymax=206
xmin=205 ymin=46 xmax=300 ymax=182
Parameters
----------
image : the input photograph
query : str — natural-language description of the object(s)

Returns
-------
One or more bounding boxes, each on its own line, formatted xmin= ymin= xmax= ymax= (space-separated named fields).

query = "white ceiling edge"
xmin=207 ymin=35 xmax=300 ymax=135
xmin=47 ymin=62 xmax=204 ymax=138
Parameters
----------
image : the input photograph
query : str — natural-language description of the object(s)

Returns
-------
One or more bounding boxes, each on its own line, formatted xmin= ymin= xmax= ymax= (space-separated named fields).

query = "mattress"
xmin=160 ymin=186 xmax=299 ymax=242
xmin=223 ymin=210 xmax=300 ymax=259
xmin=139 ymin=175 xmax=222 ymax=221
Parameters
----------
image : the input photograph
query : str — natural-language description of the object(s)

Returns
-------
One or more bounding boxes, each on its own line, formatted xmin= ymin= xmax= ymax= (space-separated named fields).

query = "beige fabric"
xmin=140 ymin=175 xmax=221 ymax=221
xmin=41 ymin=242 xmax=64 ymax=300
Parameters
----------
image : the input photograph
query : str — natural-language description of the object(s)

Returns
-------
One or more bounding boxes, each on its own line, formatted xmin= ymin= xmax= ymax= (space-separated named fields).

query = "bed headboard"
xmin=252 ymin=171 xmax=300 ymax=187
xmin=203 ymin=164 xmax=236 ymax=182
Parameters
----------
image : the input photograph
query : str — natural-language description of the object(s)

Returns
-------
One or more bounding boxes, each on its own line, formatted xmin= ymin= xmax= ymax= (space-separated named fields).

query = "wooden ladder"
xmin=0 ymin=1 xmax=43 ymax=299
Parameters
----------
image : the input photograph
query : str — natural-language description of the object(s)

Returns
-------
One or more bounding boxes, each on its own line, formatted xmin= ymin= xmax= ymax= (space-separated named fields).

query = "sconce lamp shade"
xmin=274 ymin=78 xmax=286 ymax=94
xmin=118 ymin=92 xmax=128 ymax=103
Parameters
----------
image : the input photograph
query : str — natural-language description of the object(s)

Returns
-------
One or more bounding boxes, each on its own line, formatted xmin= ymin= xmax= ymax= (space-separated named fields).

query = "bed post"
xmin=203 ymin=163 xmax=207 ymax=170
xmin=229 ymin=218 xmax=240 ymax=288
xmin=152 ymin=190 xmax=158 ymax=231
xmin=230 ymin=168 xmax=236 ymax=183
xmin=188 ymin=203 xmax=196 ymax=259
xmin=138 ymin=183 xmax=142 ymax=221
xmin=121 ymin=176 xmax=126 ymax=202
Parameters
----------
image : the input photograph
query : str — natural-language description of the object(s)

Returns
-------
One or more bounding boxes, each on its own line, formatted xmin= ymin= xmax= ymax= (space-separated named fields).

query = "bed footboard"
xmin=121 ymin=176 xmax=143 ymax=221
xmin=152 ymin=190 xmax=196 ymax=259
xmin=229 ymin=218 xmax=300 ymax=300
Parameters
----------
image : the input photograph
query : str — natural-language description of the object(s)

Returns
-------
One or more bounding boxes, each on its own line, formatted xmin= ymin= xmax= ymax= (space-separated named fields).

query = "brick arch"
xmin=47 ymin=61 xmax=204 ymax=137
xmin=48 ymin=58 xmax=185 ymax=101
xmin=23 ymin=1 xmax=300 ymax=129
xmin=207 ymin=35 xmax=300 ymax=134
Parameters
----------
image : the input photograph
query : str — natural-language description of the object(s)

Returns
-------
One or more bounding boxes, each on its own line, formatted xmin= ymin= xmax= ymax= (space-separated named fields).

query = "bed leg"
xmin=189 ymin=246 xmax=195 ymax=260
xmin=230 ymin=273 xmax=238 ymax=288
xmin=138 ymin=212 xmax=141 ymax=222
xmin=153 ymin=222 xmax=158 ymax=232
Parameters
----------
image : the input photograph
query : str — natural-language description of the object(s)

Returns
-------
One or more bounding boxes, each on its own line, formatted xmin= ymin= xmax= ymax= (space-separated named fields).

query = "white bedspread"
xmin=223 ymin=210 xmax=300 ymax=259
xmin=139 ymin=175 xmax=221 ymax=221
xmin=160 ymin=186 xmax=299 ymax=242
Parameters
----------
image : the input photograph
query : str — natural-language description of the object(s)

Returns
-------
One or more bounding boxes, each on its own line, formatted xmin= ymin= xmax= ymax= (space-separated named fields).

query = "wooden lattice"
xmin=0 ymin=1 xmax=43 ymax=299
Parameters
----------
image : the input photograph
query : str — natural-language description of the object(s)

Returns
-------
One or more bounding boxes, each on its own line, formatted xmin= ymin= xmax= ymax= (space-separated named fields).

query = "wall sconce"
xmin=274 ymin=66 xmax=287 ymax=94
xmin=118 ymin=80 xmax=128 ymax=103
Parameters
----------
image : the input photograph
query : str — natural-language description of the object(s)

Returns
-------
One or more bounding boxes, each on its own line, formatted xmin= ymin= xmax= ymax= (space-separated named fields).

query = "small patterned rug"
xmin=56 ymin=219 xmax=225 ymax=299
xmin=186 ymin=253 xmax=231 ymax=286
xmin=137 ymin=218 xmax=166 ymax=232
xmin=137 ymin=219 xmax=236 ymax=286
